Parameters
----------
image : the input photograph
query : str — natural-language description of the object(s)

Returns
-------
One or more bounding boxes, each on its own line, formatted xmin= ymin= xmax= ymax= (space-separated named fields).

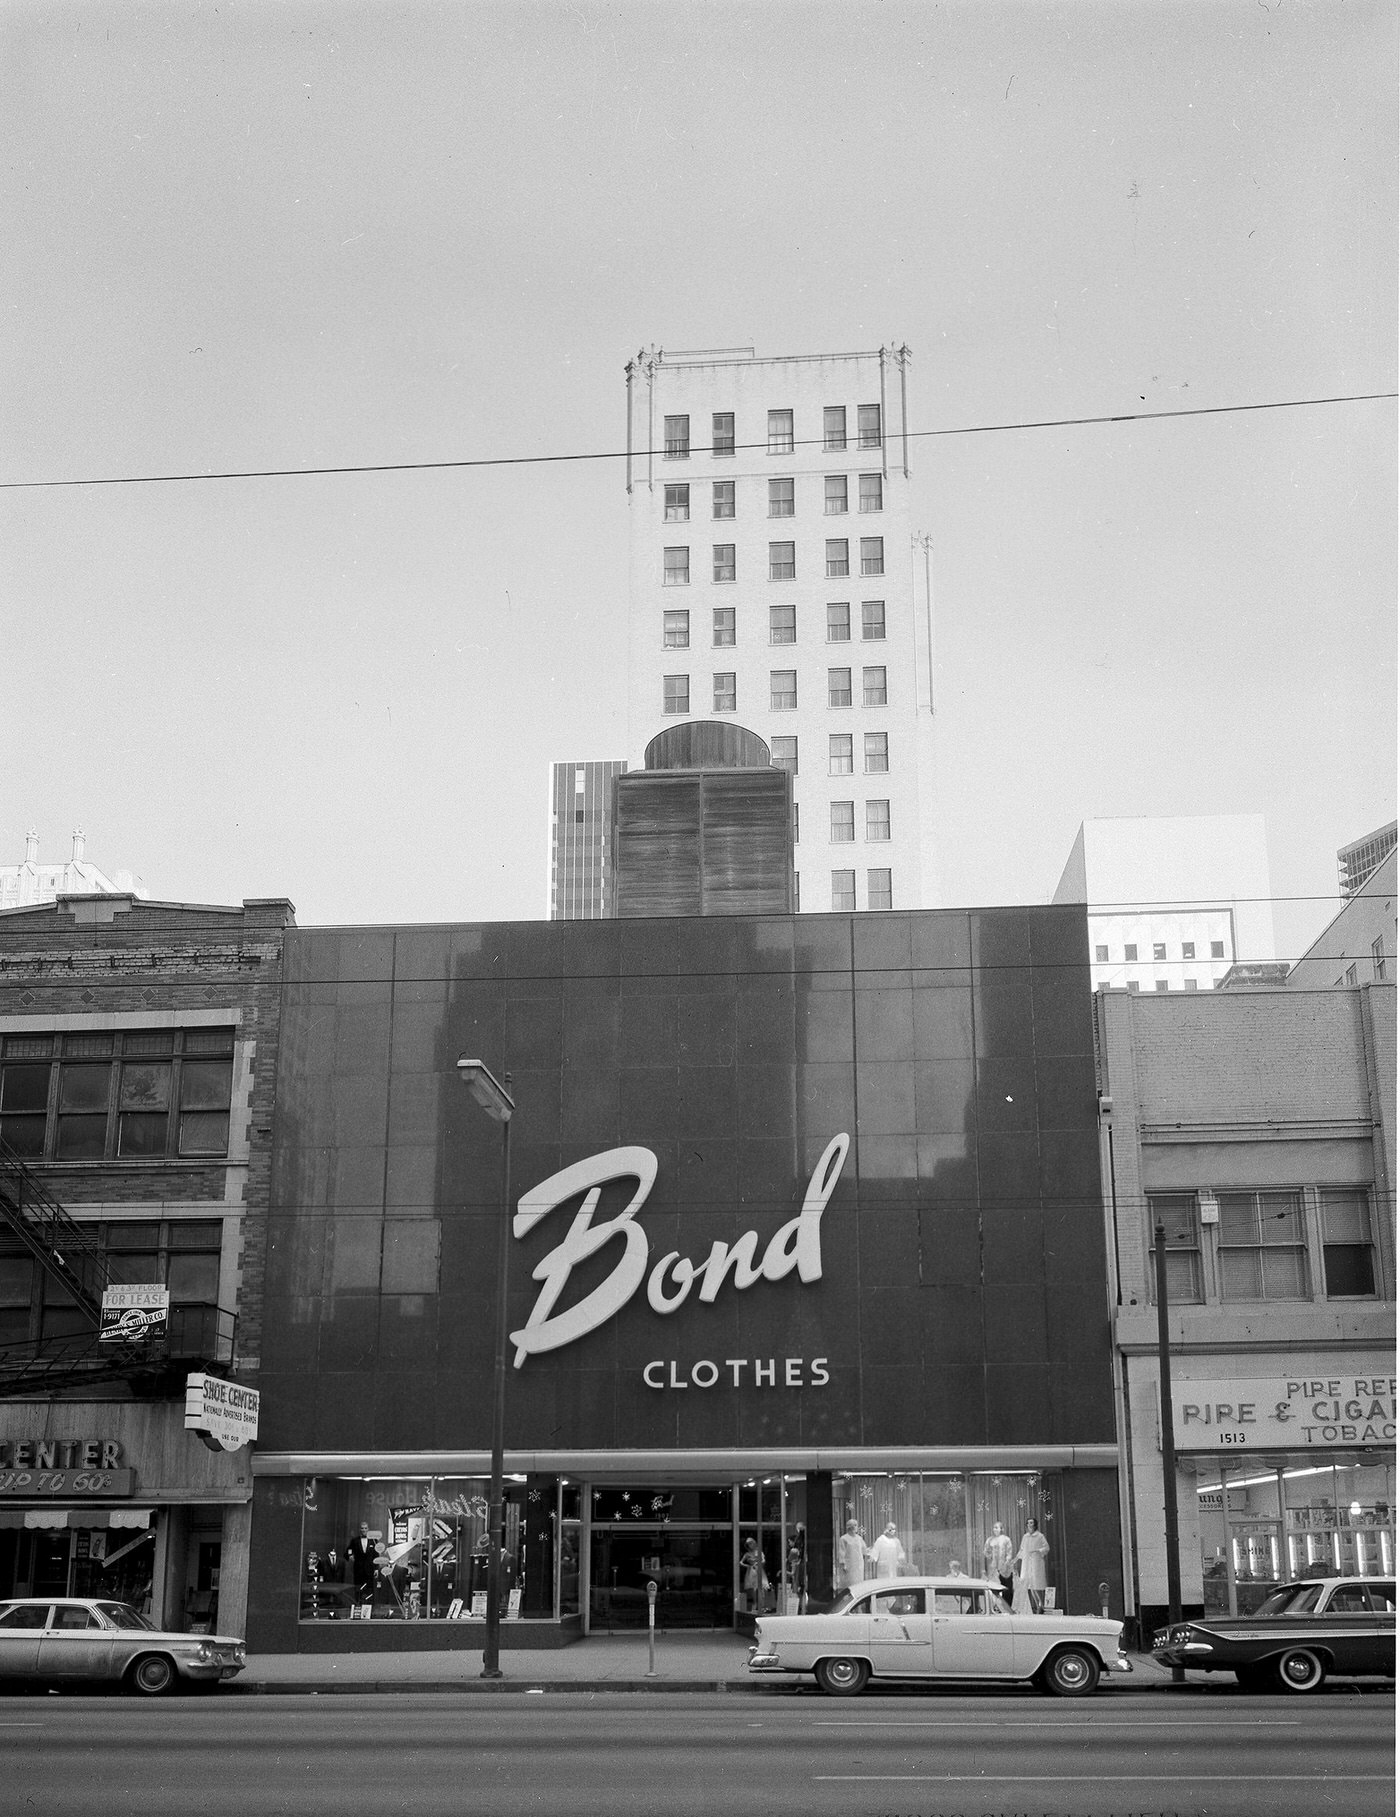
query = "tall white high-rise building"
xmin=0 ymin=829 xmax=147 ymax=911
xmin=624 ymin=345 xmax=935 ymax=914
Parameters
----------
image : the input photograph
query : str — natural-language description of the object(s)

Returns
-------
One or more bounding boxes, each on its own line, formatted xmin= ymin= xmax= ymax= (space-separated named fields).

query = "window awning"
xmin=0 ymin=1508 xmax=154 ymax=1530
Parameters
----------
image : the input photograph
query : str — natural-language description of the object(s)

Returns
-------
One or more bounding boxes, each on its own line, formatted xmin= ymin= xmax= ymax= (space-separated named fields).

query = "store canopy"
xmin=0 ymin=1509 xmax=153 ymax=1531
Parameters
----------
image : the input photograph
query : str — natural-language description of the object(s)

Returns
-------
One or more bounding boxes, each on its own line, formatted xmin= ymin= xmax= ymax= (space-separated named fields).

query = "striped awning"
xmin=0 ymin=1508 xmax=154 ymax=1531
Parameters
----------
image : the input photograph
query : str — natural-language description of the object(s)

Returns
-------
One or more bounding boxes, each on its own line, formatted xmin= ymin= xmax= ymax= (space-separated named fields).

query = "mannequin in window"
xmin=739 ymin=1537 xmax=765 ymax=1612
xmin=347 ymin=1522 xmax=377 ymax=1605
xmin=983 ymin=1520 xmax=1015 ymax=1605
xmin=1013 ymin=1518 xmax=1049 ymax=1613
xmin=868 ymin=1522 xmax=906 ymax=1579
xmin=836 ymin=1519 xmax=866 ymax=1591
xmin=786 ymin=1525 xmax=807 ymax=1612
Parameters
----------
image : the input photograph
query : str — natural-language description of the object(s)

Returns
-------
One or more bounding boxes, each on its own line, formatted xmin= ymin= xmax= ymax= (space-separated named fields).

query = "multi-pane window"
xmin=792 ymin=873 xmax=800 ymax=911
xmin=1217 ymin=1190 xmax=1309 ymax=1300
xmin=663 ymin=609 xmax=689 ymax=648
xmin=866 ymin=799 xmax=891 ymax=841
xmin=1182 ymin=942 xmax=1196 ymax=960
xmin=1146 ymin=1194 xmax=1204 ymax=1303
xmin=832 ymin=870 xmax=856 ymax=911
xmin=823 ymin=406 xmax=847 ymax=450
xmin=713 ymin=672 xmax=736 ymax=712
xmin=1374 ymin=936 xmax=1388 ymax=981
xmin=862 ymin=665 xmax=887 ymax=706
xmin=1210 ymin=941 xmax=1226 ymax=959
xmin=713 ymin=606 xmax=736 ymax=647
xmin=1185 ymin=980 xmax=1199 ymax=991
xmin=860 ymin=536 xmax=884 ymax=576
xmin=712 ymin=480 xmax=735 ymax=519
xmin=663 ymin=674 xmax=689 ymax=714
xmin=824 ymin=475 xmax=848 ymax=515
xmin=663 ymin=546 xmax=690 ymax=585
xmin=768 ymin=478 xmax=794 ymax=518
xmin=769 ymin=605 xmax=796 ymax=644
xmin=1095 ymin=944 xmax=1110 ymax=962
xmin=827 ymin=602 xmax=850 ymax=642
xmin=0 ymin=1218 xmax=223 ymax=1346
xmin=767 ymin=409 xmax=794 ymax=455
xmin=825 ymin=539 xmax=849 ymax=578
xmin=713 ymin=544 xmax=736 ymax=583
xmin=792 ymin=803 xmax=800 ymax=844
xmin=1153 ymin=944 xmax=1167 ymax=961
xmin=0 ymin=1029 xmax=236 ymax=1162
xmin=829 ymin=734 xmax=853 ymax=775
xmin=861 ymin=600 xmax=885 ymax=640
xmin=711 ymin=412 xmax=735 ymax=457
xmin=828 ymin=667 xmax=852 ymax=707
xmin=770 ymin=670 xmax=798 ymax=710
xmin=864 ymin=731 xmax=889 ymax=773
xmin=858 ymin=472 xmax=883 ymax=512
xmin=664 ymin=414 xmax=689 ymax=458
xmin=857 ymin=403 xmax=882 ymax=449
xmin=1345 ymin=964 xmax=1358 ymax=985
xmin=867 ymin=868 xmax=893 ymax=911
xmin=831 ymin=802 xmax=855 ymax=843
xmin=1320 ymin=1189 xmax=1376 ymax=1296
xmin=1124 ymin=944 xmax=1138 ymax=962
xmin=770 ymin=736 xmax=798 ymax=775
xmin=663 ymin=483 xmax=689 ymax=521
xmin=768 ymin=542 xmax=795 ymax=580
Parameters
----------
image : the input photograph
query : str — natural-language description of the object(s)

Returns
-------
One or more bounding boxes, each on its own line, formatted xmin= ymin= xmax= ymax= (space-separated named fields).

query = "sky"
xmin=2 ymin=0 xmax=1394 ymax=963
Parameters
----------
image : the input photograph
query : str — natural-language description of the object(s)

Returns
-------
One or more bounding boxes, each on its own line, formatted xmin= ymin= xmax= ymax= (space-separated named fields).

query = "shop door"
xmin=1230 ymin=1523 xmax=1281 ymax=1613
xmin=589 ymin=1526 xmax=733 ymax=1630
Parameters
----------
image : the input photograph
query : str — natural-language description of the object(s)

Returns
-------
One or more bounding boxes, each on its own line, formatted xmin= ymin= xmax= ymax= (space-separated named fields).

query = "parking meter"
xmin=1098 ymin=1580 xmax=1111 ymax=1619
xmin=646 ymin=1578 xmax=659 ymax=1676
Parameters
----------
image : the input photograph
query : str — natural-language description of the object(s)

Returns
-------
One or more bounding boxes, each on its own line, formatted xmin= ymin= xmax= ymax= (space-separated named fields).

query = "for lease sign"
xmin=184 ymin=1373 xmax=260 ymax=1451
xmin=1172 ymin=1376 xmax=1396 ymax=1450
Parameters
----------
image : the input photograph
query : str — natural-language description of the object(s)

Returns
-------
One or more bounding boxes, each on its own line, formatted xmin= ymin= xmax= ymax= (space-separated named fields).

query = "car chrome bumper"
xmin=1110 ymin=1651 xmax=1134 ymax=1674
xmin=747 ymin=1649 xmax=786 ymax=1674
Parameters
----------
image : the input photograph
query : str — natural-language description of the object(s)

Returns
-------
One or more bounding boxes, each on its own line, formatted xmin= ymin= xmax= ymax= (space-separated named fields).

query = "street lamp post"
xmin=1153 ymin=1219 xmax=1185 ymax=1682
xmin=457 ymin=1056 xmax=515 ymax=1681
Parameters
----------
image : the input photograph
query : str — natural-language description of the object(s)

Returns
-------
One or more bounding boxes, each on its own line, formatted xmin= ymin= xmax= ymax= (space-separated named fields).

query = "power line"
xmin=0 ymin=391 xmax=1393 ymax=492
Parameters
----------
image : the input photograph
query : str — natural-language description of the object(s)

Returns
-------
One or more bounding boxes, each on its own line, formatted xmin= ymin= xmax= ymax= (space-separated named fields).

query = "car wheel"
xmin=129 ymin=1654 xmax=178 ymax=1697
xmin=1274 ymin=1648 xmax=1326 ymax=1694
xmin=1040 ymin=1646 xmax=1101 ymax=1697
xmin=814 ymin=1656 xmax=870 ymax=1697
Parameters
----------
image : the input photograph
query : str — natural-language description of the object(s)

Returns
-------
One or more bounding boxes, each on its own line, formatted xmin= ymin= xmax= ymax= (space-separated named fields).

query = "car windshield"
xmin=1254 ymin=1584 xmax=1323 ymax=1616
xmin=95 ymin=1602 xmax=156 ymax=1632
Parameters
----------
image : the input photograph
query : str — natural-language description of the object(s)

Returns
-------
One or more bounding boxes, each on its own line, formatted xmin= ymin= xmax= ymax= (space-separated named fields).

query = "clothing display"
xmin=867 ymin=1525 xmax=906 ymax=1579
xmin=836 ymin=1525 xmax=866 ymax=1590
xmin=983 ymin=1523 xmax=1015 ymax=1604
xmin=1014 ymin=1523 xmax=1050 ymax=1612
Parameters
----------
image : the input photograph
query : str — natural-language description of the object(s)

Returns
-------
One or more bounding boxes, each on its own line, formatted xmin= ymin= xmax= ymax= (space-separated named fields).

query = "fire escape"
xmin=0 ymin=1141 xmax=237 ymax=1397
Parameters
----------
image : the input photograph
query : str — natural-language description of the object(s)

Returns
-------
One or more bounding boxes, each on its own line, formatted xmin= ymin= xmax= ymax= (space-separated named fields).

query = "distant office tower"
xmin=547 ymin=761 xmax=627 ymax=919
xmin=1338 ymin=822 xmax=1397 ymax=898
xmin=0 ymin=829 xmax=147 ymax=911
xmin=624 ymin=345 xmax=934 ymax=914
xmin=1054 ymin=816 xmax=1276 ymax=992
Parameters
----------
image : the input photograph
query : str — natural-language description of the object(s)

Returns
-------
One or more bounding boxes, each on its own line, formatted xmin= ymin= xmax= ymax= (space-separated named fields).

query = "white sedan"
xmin=0 ymin=1599 xmax=246 ymax=1695
xmin=748 ymin=1576 xmax=1131 ymax=1697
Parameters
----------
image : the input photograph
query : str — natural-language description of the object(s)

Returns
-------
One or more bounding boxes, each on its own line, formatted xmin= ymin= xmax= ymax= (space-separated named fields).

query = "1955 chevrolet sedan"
xmin=748 ymin=1577 xmax=1132 ymax=1697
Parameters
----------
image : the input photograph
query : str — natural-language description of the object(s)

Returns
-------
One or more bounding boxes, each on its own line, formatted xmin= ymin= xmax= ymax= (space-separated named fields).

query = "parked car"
xmin=0 ymin=1598 xmax=246 ymax=1695
xmin=747 ymin=1576 xmax=1132 ymax=1697
xmin=1153 ymin=1577 xmax=1396 ymax=1692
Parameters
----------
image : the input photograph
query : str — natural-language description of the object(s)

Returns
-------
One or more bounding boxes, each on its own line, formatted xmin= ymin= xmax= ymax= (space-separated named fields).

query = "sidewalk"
xmin=230 ymin=1632 xmax=1180 ymax=1695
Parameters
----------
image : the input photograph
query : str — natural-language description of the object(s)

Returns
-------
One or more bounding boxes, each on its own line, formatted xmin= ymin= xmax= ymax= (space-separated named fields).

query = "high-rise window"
xmin=712 ymin=480 xmax=735 ymax=518
xmin=663 ymin=609 xmax=689 ymax=648
xmin=769 ymin=604 xmax=796 ymax=644
xmin=859 ymin=472 xmax=883 ymax=512
xmin=713 ymin=672 xmax=736 ymax=712
xmin=1094 ymin=944 xmax=1110 ymax=962
xmin=1124 ymin=945 xmax=1138 ymax=962
xmin=770 ymin=670 xmax=798 ymax=710
xmin=866 ymin=799 xmax=890 ymax=841
xmin=712 ymin=607 xmax=736 ymax=647
xmin=1373 ymin=936 xmax=1388 ymax=981
xmin=857 ymin=403 xmax=882 ymax=449
xmin=824 ymin=475 xmax=848 ymax=515
xmin=1155 ymin=981 xmax=1169 ymax=992
xmin=1210 ymin=941 xmax=1226 ymax=959
xmin=1218 ymin=1190 xmax=1309 ymax=1300
xmin=864 ymin=732 xmax=888 ymax=773
xmin=1184 ymin=979 xmax=1199 ymax=991
xmin=1153 ymin=943 xmax=1167 ymax=962
xmin=832 ymin=870 xmax=856 ymax=911
xmin=663 ymin=674 xmax=689 ymax=714
xmin=831 ymin=802 xmax=855 ymax=843
xmin=769 ymin=477 xmax=795 ymax=517
xmin=861 ymin=600 xmax=885 ymax=640
xmin=829 ymin=734 xmax=853 ymax=775
xmin=827 ymin=602 xmax=850 ymax=642
xmin=1146 ymin=1194 xmax=1204 ymax=1303
xmin=825 ymin=539 xmax=849 ymax=578
xmin=860 ymin=537 xmax=884 ymax=576
xmin=867 ymin=868 xmax=892 ymax=911
xmin=712 ymin=413 xmax=735 ymax=457
xmin=664 ymin=415 xmax=690 ymax=458
xmin=713 ymin=544 xmax=736 ymax=583
xmin=768 ymin=409 xmax=794 ymax=455
xmin=664 ymin=484 xmax=690 ymax=521
xmin=770 ymin=736 xmax=797 ymax=774
xmin=663 ymin=547 xmax=690 ymax=585
xmin=823 ymin=406 xmax=847 ymax=450
xmin=862 ymin=666 xmax=887 ymax=706
xmin=828 ymin=667 xmax=852 ymax=707
xmin=793 ymin=873 xmax=800 ymax=911
xmin=769 ymin=542 xmax=795 ymax=580
xmin=792 ymin=803 xmax=800 ymax=844
xmin=1182 ymin=942 xmax=1196 ymax=960
xmin=1320 ymin=1188 xmax=1376 ymax=1296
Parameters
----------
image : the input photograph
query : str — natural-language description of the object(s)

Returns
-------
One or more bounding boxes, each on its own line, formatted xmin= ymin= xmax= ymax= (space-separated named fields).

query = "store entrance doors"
xmin=587 ymin=1486 xmax=733 ymax=1632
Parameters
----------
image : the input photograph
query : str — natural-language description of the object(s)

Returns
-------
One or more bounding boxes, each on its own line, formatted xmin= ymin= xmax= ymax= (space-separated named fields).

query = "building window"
xmin=770 ymin=669 xmax=798 ymax=710
xmin=712 ymin=480 xmax=735 ymax=519
xmin=769 ymin=541 xmax=795 ymax=580
xmin=1094 ymin=944 xmax=1110 ymax=962
xmin=831 ymin=802 xmax=855 ymax=843
xmin=860 ymin=536 xmax=884 ymax=576
xmin=1153 ymin=943 xmax=1167 ymax=962
xmin=1217 ymin=1190 xmax=1309 ymax=1300
xmin=1146 ymin=1194 xmax=1204 ymax=1303
xmin=827 ymin=602 xmax=850 ymax=642
xmin=867 ymin=868 xmax=893 ymax=911
xmin=792 ymin=803 xmax=799 ymax=844
xmin=768 ymin=478 xmax=794 ymax=517
xmin=823 ymin=406 xmax=847 ymax=450
xmin=828 ymin=667 xmax=852 ymax=707
xmin=829 ymin=734 xmax=853 ymax=775
xmin=767 ymin=409 xmax=794 ymax=455
xmin=832 ymin=869 xmax=856 ymax=911
xmin=1184 ymin=979 xmax=1199 ymax=991
xmin=1124 ymin=944 xmax=1138 ymax=962
xmin=711 ymin=412 xmax=735 ymax=457
xmin=862 ymin=666 xmax=887 ymax=706
xmin=664 ymin=414 xmax=689 ymax=459
xmin=663 ymin=483 xmax=689 ymax=521
xmin=663 ymin=609 xmax=689 ymax=648
xmin=0 ymin=1217 xmax=224 ymax=1347
xmin=769 ymin=604 xmax=796 ymax=644
xmin=662 ymin=674 xmax=689 ymax=714
xmin=1320 ymin=1188 xmax=1376 ymax=1296
xmin=825 ymin=539 xmax=849 ymax=578
xmin=792 ymin=873 xmax=801 ymax=911
xmin=1155 ymin=980 xmax=1169 ymax=992
xmin=713 ymin=544 xmax=736 ymax=583
xmin=1210 ymin=940 xmax=1225 ymax=959
xmin=1127 ymin=981 xmax=1140 ymax=992
xmin=824 ymin=475 xmax=848 ymax=515
xmin=857 ymin=403 xmax=882 ymax=449
xmin=1182 ymin=942 xmax=1196 ymax=960
xmin=713 ymin=672 xmax=736 ymax=712
xmin=861 ymin=599 xmax=886 ymax=641
xmin=866 ymin=799 xmax=891 ymax=842
xmin=770 ymin=735 xmax=797 ymax=775
xmin=864 ymin=732 xmax=889 ymax=773
xmin=1373 ymin=936 xmax=1387 ymax=980
xmin=859 ymin=472 xmax=883 ymax=513
xmin=0 ymin=1028 xmax=236 ymax=1162
xmin=713 ymin=606 xmax=735 ymax=646
xmin=1345 ymin=964 xmax=1358 ymax=986
xmin=663 ymin=546 xmax=689 ymax=586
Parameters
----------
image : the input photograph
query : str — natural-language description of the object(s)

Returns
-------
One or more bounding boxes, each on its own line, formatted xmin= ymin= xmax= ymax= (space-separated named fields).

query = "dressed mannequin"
xmin=786 ymin=1525 xmax=807 ymax=1612
xmin=867 ymin=1523 xmax=906 ymax=1579
xmin=347 ymin=1523 xmax=377 ymax=1604
xmin=983 ymin=1521 xmax=1015 ymax=1605
xmin=835 ymin=1519 xmax=866 ymax=1591
xmin=947 ymin=1559 xmax=964 ymax=1576
xmin=739 ymin=1537 xmax=765 ymax=1611
xmin=1013 ymin=1518 xmax=1050 ymax=1613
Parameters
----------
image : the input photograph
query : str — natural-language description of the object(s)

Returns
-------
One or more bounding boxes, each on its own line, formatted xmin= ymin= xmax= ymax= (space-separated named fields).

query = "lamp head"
xmin=457 ymin=1057 xmax=514 ymax=1122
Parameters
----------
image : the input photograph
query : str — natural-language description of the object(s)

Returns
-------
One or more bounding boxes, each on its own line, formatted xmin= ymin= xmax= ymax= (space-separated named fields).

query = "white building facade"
xmin=0 ymin=830 xmax=146 ymax=911
xmin=624 ymin=346 xmax=935 ymax=914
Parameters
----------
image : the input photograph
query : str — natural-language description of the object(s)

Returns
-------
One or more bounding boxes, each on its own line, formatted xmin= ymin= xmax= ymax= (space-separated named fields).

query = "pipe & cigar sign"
xmin=509 ymin=1133 xmax=849 ymax=1387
